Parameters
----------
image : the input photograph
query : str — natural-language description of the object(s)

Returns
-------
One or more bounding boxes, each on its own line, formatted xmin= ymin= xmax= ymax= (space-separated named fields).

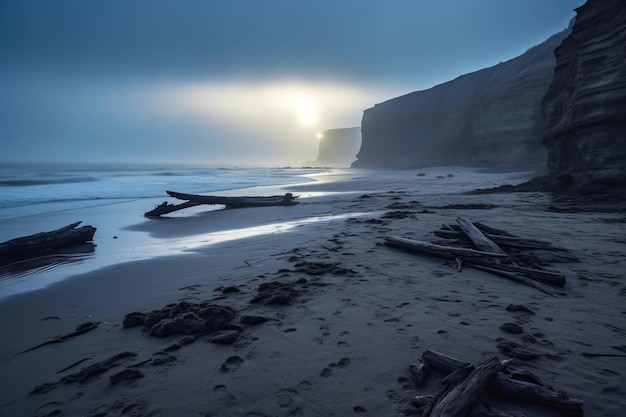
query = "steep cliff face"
xmin=542 ymin=0 xmax=626 ymax=187
xmin=353 ymin=30 xmax=569 ymax=170
xmin=306 ymin=127 xmax=361 ymax=167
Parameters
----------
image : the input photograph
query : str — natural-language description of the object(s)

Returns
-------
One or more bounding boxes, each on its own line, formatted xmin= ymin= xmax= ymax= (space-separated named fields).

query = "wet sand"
xmin=0 ymin=169 xmax=624 ymax=416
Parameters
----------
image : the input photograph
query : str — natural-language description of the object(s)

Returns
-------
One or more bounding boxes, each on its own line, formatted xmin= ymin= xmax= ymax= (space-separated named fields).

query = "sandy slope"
xmin=0 ymin=169 xmax=624 ymax=417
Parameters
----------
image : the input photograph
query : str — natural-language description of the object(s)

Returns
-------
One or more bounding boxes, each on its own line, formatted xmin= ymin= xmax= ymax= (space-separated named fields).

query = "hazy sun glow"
xmin=296 ymin=102 xmax=319 ymax=127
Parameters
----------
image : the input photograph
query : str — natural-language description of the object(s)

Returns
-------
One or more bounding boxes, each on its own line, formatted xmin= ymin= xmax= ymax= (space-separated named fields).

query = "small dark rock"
xmin=207 ymin=330 xmax=240 ymax=345
xmin=179 ymin=336 xmax=197 ymax=345
xmin=500 ymin=323 xmax=524 ymax=334
xmin=505 ymin=304 xmax=536 ymax=315
xmin=109 ymin=369 xmax=144 ymax=384
xmin=32 ymin=382 xmax=58 ymax=394
xmin=382 ymin=210 xmax=415 ymax=219
xmin=123 ymin=312 xmax=146 ymax=328
xmin=217 ymin=286 xmax=241 ymax=294
xmin=151 ymin=355 xmax=176 ymax=366
xmin=250 ymin=281 xmax=298 ymax=305
xmin=266 ymin=294 xmax=293 ymax=305
xmin=163 ymin=343 xmax=181 ymax=352
xmin=240 ymin=315 xmax=269 ymax=325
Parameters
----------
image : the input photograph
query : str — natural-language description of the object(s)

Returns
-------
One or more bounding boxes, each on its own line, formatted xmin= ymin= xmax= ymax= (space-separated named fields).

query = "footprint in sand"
xmin=321 ymin=358 xmax=351 ymax=376
xmin=219 ymin=356 xmax=244 ymax=373
xmin=213 ymin=384 xmax=236 ymax=404
xmin=275 ymin=388 xmax=299 ymax=408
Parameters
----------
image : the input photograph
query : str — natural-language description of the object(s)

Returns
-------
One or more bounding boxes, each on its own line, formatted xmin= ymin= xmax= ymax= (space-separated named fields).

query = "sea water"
xmin=0 ymin=162 xmax=323 ymax=220
xmin=0 ymin=162 xmax=532 ymax=299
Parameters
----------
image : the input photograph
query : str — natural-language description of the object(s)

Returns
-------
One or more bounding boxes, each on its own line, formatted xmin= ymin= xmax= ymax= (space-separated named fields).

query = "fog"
xmin=0 ymin=0 xmax=582 ymax=166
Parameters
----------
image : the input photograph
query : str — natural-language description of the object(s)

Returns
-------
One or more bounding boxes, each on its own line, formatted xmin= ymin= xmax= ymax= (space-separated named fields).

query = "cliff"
xmin=542 ymin=0 xmax=626 ymax=188
xmin=352 ymin=30 xmax=570 ymax=170
xmin=306 ymin=127 xmax=361 ymax=167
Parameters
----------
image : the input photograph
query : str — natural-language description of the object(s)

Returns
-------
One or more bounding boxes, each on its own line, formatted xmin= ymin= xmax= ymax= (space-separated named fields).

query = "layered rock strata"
xmin=542 ymin=0 xmax=626 ymax=187
xmin=352 ymin=30 xmax=570 ymax=170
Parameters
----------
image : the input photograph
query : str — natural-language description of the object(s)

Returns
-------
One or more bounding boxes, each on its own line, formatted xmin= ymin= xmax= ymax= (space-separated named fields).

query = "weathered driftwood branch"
xmin=145 ymin=201 xmax=200 ymax=217
xmin=385 ymin=236 xmax=561 ymax=296
xmin=491 ymin=373 xmax=584 ymax=416
xmin=384 ymin=236 xmax=510 ymax=260
xmin=428 ymin=356 xmax=509 ymax=417
xmin=410 ymin=358 xmax=429 ymax=386
xmin=0 ymin=222 xmax=97 ymax=264
xmin=468 ymin=403 xmax=529 ymax=417
xmin=415 ymin=350 xmax=584 ymax=416
xmin=167 ymin=191 xmax=299 ymax=208
xmin=20 ymin=322 xmax=100 ymax=354
xmin=464 ymin=258 xmax=565 ymax=287
xmin=422 ymin=350 xmax=471 ymax=373
xmin=456 ymin=217 xmax=507 ymax=256
xmin=433 ymin=230 xmax=556 ymax=251
xmin=473 ymin=222 xmax=514 ymax=237
xmin=468 ymin=264 xmax=560 ymax=298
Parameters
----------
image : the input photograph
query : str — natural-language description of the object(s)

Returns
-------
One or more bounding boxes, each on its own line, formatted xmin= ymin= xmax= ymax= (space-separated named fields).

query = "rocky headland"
xmin=542 ymin=0 xmax=626 ymax=190
xmin=306 ymin=127 xmax=361 ymax=168
xmin=352 ymin=29 xmax=570 ymax=170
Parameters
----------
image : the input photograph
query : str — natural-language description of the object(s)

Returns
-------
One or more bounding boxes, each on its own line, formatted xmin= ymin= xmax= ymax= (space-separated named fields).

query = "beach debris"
xmin=123 ymin=301 xmax=241 ymax=341
xmin=32 ymin=351 xmax=138 ymax=393
xmin=0 ymin=221 xmax=96 ymax=265
xmin=56 ymin=357 xmax=94 ymax=374
xmin=293 ymin=261 xmax=355 ymax=276
xmin=20 ymin=321 xmax=100 ymax=355
xmin=109 ymin=369 xmax=144 ymax=384
xmin=250 ymin=281 xmax=299 ymax=305
xmin=385 ymin=217 xmax=576 ymax=297
xmin=145 ymin=191 xmax=299 ymax=217
xmin=409 ymin=350 xmax=584 ymax=417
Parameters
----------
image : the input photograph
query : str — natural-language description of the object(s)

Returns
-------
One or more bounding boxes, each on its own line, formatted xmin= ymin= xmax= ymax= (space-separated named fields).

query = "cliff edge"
xmin=353 ymin=29 xmax=570 ymax=170
xmin=306 ymin=127 xmax=361 ymax=168
xmin=542 ymin=0 xmax=626 ymax=189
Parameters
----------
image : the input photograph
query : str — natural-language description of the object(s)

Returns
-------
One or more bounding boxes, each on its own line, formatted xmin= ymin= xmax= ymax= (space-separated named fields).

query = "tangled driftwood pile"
xmin=385 ymin=217 xmax=578 ymax=297
xmin=409 ymin=350 xmax=583 ymax=416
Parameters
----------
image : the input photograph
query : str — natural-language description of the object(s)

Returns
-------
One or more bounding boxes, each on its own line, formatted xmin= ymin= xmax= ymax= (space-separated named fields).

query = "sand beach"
xmin=0 ymin=168 xmax=624 ymax=417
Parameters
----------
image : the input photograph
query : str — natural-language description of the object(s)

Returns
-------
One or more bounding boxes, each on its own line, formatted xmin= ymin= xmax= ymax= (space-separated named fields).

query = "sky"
xmin=0 ymin=0 xmax=583 ymax=167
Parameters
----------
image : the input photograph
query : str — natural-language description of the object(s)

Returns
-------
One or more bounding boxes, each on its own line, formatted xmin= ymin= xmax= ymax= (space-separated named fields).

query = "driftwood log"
xmin=455 ymin=217 xmax=507 ymax=256
xmin=0 ymin=222 xmax=96 ymax=265
xmin=384 ymin=236 xmax=510 ymax=260
xmin=412 ymin=350 xmax=584 ymax=417
xmin=429 ymin=357 xmax=509 ymax=417
xmin=145 ymin=201 xmax=200 ymax=217
xmin=19 ymin=322 xmax=100 ymax=355
xmin=385 ymin=217 xmax=574 ymax=295
xmin=145 ymin=192 xmax=299 ymax=217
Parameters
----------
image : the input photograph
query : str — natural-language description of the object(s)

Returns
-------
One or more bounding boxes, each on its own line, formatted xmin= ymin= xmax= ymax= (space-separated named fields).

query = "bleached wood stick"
xmin=385 ymin=236 xmax=510 ymax=260
xmin=456 ymin=217 xmax=507 ymax=255
xmin=429 ymin=357 xmax=509 ymax=417
xmin=491 ymin=373 xmax=583 ymax=416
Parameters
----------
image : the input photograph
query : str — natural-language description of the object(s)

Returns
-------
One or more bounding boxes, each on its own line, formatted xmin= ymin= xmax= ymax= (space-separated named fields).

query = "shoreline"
xmin=1 ymin=168 xmax=624 ymax=416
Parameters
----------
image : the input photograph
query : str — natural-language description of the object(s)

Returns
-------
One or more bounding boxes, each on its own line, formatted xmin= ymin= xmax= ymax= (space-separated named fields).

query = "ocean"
xmin=0 ymin=162 xmax=323 ymax=220
xmin=0 ymin=162 xmax=533 ymax=299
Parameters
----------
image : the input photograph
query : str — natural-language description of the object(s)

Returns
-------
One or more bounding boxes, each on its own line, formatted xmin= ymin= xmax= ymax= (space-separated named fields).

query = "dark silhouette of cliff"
xmin=306 ymin=127 xmax=361 ymax=167
xmin=352 ymin=29 xmax=570 ymax=170
xmin=542 ymin=0 xmax=626 ymax=189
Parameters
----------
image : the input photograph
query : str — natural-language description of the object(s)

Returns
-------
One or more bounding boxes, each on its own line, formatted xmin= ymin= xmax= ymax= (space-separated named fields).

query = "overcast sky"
xmin=0 ymin=0 xmax=583 ymax=166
